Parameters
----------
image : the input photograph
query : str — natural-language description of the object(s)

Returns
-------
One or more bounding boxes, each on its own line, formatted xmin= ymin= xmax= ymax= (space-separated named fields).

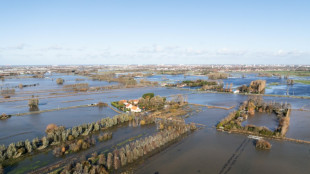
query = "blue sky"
xmin=0 ymin=0 xmax=309 ymax=65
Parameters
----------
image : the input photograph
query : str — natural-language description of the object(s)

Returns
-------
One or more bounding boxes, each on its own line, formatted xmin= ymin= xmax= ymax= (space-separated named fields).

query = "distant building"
xmin=131 ymin=106 xmax=141 ymax=112
xmin=132 ymin=99 xmax=139 ymax=105
xmin=125 ymin=104 xmax=132 ymax=109
xmin=234 ymin=90 xmax=240 ymax=94
xmin=120 ymin=100 xmax=127 ymax=103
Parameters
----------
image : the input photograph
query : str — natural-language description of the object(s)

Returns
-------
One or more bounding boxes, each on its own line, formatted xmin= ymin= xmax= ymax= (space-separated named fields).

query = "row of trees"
xmin=240 ymin=96 xmax=291 ymax=117
xmin=139 ymin=95 xmax=166 ymax=110
xmin=58 ymin=119 xmax=192 ymax=173
xmin=217 ymin=96 xmax=291 ymax=137
xmin=53 ymin=136 xmax=97 ymax=157
xmin=1 ymin=89 xmax=15 ymax=98
xmin=0 ymin=113 xmax=135 ymax=164
xmin=182 ymin=79 xmax=218 ymax=87
xmin=63 ymin=83 xmax=89 ymax=92
xmin=207 ymin=72 xmax=229 ymax=80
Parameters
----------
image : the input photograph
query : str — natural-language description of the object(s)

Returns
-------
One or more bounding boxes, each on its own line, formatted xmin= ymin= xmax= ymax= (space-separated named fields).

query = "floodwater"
xmin=242 ymin=112 xmax=279 ymax=131
xmin=1 ymin=73 xmax=310 ymax=174
xmin=5 ymin=122 xmax=157 ymax=174
xmin=135 ymin=107 xmax=310 ymax=174
xmin=0 ymin=106 xmax=117 ymax=145
xmin=0 ymin=73 xmax=118 ymax=92
xmin=286 ymin=110 xmax=310 ymax=141
xmin=143 ymin=73 xmax=310 ymax=97
xmin=1 ymin=87 xmax=310 ymax=144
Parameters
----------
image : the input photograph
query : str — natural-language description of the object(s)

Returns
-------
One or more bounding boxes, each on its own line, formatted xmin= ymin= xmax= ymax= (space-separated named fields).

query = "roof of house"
xmin=131 ymin=106 xmax=137 ymax=110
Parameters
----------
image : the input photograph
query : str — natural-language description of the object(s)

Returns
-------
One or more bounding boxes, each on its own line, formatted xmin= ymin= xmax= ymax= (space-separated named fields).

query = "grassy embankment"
xmin=167 ymin=86 xmax=310 ymax=99
xmin=295 ymin=80 xmax=310 ymax=85
xmin=268 ymin=82 xmax=279 ymax=86
xmin=249 ymin=71 xmax=310 ymax=77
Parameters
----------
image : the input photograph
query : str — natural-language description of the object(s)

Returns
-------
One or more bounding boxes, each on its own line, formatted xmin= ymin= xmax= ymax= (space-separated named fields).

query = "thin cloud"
xmin=0 ymin=43 xmax=28 ymax=50
xmin=274 ymin=49 xmax=306 ymax=57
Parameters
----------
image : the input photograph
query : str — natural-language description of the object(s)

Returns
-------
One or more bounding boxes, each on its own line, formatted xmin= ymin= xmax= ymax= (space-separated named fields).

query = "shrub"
xmin=97 ymin=102 xmax=108 ymax=107
xmin=98 ymin=154 xmax=106 ymax=165
xmin=41 ymin=136 xmax=49 ymax=148
xmin=140 ymin=120 xmax=146 ymax=125
xmin=0 ymin=113 xmax=11 ymax=120
xmin=190 ymin=123 xmax=197 ymax=130
xmin=46 ymin=124 xmax=58 ymax=133
xmin=25 ymin=139 xmax=32 ymax=153
xmin=255 ymin=139 xmax=271 ymax=150
xmin=6 ymin=143 xmax=17 ymax=159
xmin=32 ymin=138 xmax=39 ymax=150
xmin=98 ymin=132 xmax=112 ymax=142
xmin=28 ymin=98 xmax=39 ymax=110
xmin=142 ymin=93 xmax=154 ymax=99
xmin=56 ymin=78 xmax=64 ymax=85
xmin=107 ymin=153 xmax=113 ymax=170
xmin=258 ymin=127 xmax=273 ymax=136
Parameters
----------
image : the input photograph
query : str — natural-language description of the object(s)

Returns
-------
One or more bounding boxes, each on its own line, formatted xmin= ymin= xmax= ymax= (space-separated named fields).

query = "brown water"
xmin=135 ymin=108 xmax=310 ymax=174
xmin=286 ymin=110 xmax=310 ymax=141
xmin=5 ymin=122 xmax=157 ymax=174
xmin=242 ymin=112 xmax=278 ymax=131
xmin=2 ymin=86 xmax=310 ymax=174
xmin=0 ymin=106 xmax=117 ymax=145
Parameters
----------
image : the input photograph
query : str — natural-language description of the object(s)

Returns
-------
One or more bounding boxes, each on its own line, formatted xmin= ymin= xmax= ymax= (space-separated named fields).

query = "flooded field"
xmin=143 ymin=73 xmax=310 ymax=97
xmin=6 ymin=122 xmax=157 ymax=174
xmin=0 ymin=106 xmax=117 ymax=145
xmin=1 ymin=73 xmax=310 ymax=174
xmin=286 ymin=110 xmax=310 ymax=141
xmin=135 ymin=108 xmax=310 ymax=174
xmin=242 ymin=112 xmax=278 ymax=131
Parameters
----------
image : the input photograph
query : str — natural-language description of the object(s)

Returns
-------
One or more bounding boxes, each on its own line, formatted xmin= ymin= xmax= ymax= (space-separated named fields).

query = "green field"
xmin=258 ymin=71 xmax=310 ymax=76
xmin=295 ymin=80 xmax=310 ymax=84
xmin=269 ymin=82 xmax=279 ymax=86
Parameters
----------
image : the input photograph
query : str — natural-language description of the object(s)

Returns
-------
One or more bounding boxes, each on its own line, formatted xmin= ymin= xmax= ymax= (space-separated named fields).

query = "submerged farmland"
xmin=1 ymin=69 xmax=310 ymax=174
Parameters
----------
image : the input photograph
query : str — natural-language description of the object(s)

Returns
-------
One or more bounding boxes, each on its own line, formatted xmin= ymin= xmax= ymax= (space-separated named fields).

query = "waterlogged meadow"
xmin=1 ymin=72 xmax=310 ymax=174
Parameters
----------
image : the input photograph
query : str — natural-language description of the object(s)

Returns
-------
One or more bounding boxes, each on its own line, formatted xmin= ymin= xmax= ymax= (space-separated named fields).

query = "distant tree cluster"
xmin=56 ymin=78 xmax=64 ymax=85
xmin=63 ymin=83 xmax=89 ymax=92
xmin=139 ymin=94 xmax=166 ymax=111
xmin=182 ymin=79 xmax=218 ymax=87
xmin=207 ymin=72 xmax=229 ymax=80
xmin=139 ymin=79 xmax=159 ymax=87
xmin=238 ymin=80 xmax=266 ymax=94
xmin=91 ymin=73 xmax=116 ymax=82
xmin=1 ymin=89 xmax=15 ymax=97
xmin=53 ymin=136 xmax=97 ymax=157
xmin=257 ymin=73 xmax=272 ymax=77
